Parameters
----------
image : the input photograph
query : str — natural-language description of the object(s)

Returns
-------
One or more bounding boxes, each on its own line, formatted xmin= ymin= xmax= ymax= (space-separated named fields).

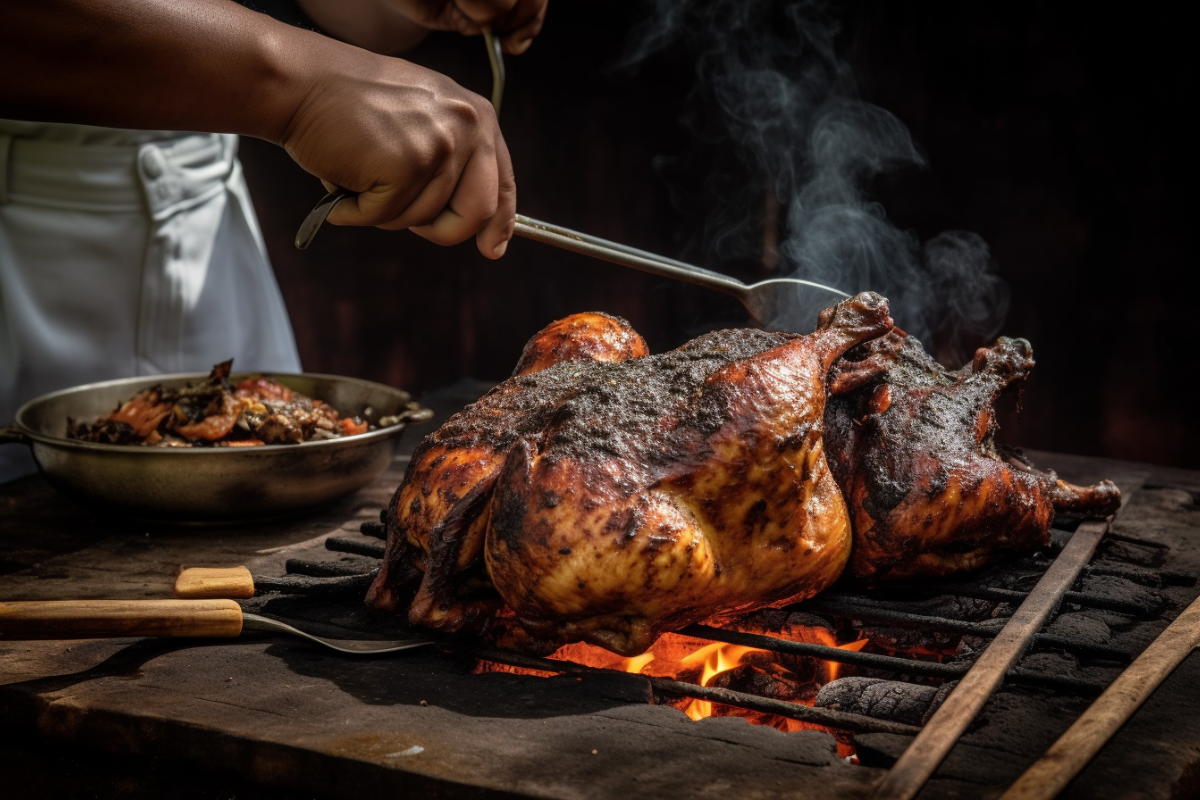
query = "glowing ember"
xmin=679 ymin=642 xmax=766 ymax=720
xmin=474 ymin=622 xmax=871 ymax=742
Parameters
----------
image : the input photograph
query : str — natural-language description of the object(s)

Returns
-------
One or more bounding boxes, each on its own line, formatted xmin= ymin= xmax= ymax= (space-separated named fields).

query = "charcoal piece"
xmin=815 ymin=677 xmax=955 ymax=727
xmin=1043 ymin=611 xmax=1113 ymax=646
xmin=286 ymin=557 xmax=376 ymax=578
xmin=856 ymin=625 xmax=960 ymax=657
xmin=954 ymin=636 xmax=990 ymax=660
xmin=1077 ymin=574 xmax=1167 ymax=616
xmin=709 ymin=664 xmax=815 ymax=703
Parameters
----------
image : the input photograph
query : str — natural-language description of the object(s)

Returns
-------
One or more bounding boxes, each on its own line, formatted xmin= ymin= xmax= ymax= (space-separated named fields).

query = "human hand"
xmin=282 ymin=51 xmax=515 ymax=258
xmin=385 ymin=0 xmax=548 ymax=54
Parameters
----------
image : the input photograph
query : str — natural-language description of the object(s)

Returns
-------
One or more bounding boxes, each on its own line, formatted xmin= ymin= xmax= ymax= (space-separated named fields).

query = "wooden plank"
xmin=0 ymin=636 xmax=871 ymax=799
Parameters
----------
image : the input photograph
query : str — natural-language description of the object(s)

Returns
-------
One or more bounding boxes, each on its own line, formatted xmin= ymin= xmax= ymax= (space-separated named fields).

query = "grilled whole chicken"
xmin=368 ymin=293 xmax=894 ymax=655
xmin=824 ymin=330 xmax=1121 ymax=581
xmin=368 ymin=295 xmax=1121 ymax=654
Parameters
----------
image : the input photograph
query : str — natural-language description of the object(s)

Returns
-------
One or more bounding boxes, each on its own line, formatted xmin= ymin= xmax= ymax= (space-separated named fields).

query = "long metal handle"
xmin=869 ymin=519 xmax=1111 ymax=800
xmin=295 ymin=188 xmax=350 ymax=250
xmin=998 ymin=592 xmax=1200 ymax=800
xmin=482 ymin=24 xmax=505 ymax=115
xmin=513 ymin=215 xmax=748 ymax=298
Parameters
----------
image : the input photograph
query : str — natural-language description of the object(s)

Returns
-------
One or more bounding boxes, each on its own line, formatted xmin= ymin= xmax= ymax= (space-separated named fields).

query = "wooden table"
xmin=3 ymin=434 xmax=1200 ymax=800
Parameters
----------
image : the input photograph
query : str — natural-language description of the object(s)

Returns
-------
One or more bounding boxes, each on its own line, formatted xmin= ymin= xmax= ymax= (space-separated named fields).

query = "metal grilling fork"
xmin=293 ymin=25 xmax=850 ymax=328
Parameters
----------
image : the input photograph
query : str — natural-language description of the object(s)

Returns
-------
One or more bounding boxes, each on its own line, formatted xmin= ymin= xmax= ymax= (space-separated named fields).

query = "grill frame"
xmin=242 ymin=505 xmax=1185 ymax=767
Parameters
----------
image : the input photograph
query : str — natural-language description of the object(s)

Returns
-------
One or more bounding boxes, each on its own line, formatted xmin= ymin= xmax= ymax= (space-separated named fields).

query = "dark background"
xmin=239 ymin=1 xmax=1197 ymax=469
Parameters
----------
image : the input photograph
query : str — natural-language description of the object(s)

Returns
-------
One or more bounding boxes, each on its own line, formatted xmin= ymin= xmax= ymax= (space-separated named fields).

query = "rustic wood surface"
xmin=2 ymin=411 xmax=1200 ymax=800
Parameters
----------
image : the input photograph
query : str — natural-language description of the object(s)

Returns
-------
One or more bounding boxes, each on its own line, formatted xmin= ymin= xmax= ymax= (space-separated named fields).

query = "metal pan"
xmin=0 ymin=372 xmax=432 ymax=525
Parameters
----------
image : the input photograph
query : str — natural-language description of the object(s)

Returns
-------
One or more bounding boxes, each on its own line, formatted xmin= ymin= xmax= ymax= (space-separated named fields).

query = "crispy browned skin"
xmin=824 ymin=333 xmax=1121 ymax=581
xmin=368 ymin=293 xmax=894 ymax=655
xmin=512 ymin=311 xmax=649 ymax=377
xmin=367 ymin=313 xmax=656 ymax=634
xmin=369 ymin=295 xmax=1122 ymax=652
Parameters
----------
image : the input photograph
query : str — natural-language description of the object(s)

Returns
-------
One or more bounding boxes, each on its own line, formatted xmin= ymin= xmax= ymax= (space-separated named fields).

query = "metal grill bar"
xmin=463 ymin=645 xmax=922 ymax=737
xmin=360 ymin=521 xmax=387 ymax=539
xmin=1085 ymin=563 xmax=1195 ymax=587
xmin=825 ymin=584 xmax=1159 ymax=617
xmin=1103 ymin=531 xmax=1168 ymax=549
xmin=806 ymin=600 xmax=1134 ymax=662
xmin=681 ymin=625 xmax=1107 ymax=693
xmin=284 ymin=559 xmax=371 ymax=578
xmin=325 ymin=536 xmax=386 ymax=559
xmin=936 ymin=585 xmax=1160 ymax=617
xmin=804 ymin=600 xmax=1005 ymax=636
xmin=252 ymin=572 xmax=375 ymax=596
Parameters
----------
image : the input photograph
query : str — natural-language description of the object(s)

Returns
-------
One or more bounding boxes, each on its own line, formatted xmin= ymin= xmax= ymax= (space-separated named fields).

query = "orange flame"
xmin=621 ymin=651 xmax=656 ymax=674
xmin=479 ymin=626 xmax=873 ymax=735
xmin=678 ymin=642 xmax=767 ymax=720
xmin=824 ymin=637 xmax=869 ymax=682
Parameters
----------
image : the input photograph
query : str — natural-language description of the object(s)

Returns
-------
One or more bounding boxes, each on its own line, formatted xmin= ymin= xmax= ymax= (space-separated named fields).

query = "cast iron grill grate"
xmin=240 ymin=509 xmax=1194 ymax=741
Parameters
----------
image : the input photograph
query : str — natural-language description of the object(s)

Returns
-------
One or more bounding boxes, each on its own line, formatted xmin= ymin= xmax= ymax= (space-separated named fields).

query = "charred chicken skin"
xmin=820 ymin=331 xmax=1118 ymax=582
xmin=368 ymin=294 xmax=894 ymax=655
xmin=511 ymin=311 xmax=650 ymax=376
xmin=368 ymin=295 xmax=1120 ymax=655
xmin=824 ymin=332 xmax=1120 ymax=581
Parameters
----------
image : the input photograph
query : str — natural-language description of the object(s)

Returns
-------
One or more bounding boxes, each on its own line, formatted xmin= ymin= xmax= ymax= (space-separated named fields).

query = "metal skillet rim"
xmin=12 ymin=370 xmax=421 ymax=452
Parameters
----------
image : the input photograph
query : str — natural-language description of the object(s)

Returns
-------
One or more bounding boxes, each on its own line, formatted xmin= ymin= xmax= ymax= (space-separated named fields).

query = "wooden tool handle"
xmin=0 ymin=599 xmax=243 ymax=640
xmin=174 ymin=566 xmax=255 ymax=599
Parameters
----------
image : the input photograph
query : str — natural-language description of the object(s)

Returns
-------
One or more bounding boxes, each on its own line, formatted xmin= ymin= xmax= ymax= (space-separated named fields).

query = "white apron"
xmin=0 ymin=122 xmax=301 ymax=482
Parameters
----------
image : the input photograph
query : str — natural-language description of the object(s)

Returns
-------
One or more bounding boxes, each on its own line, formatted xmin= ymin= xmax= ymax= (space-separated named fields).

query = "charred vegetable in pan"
xmin=67 ymin=360 xmax=397 ymax=447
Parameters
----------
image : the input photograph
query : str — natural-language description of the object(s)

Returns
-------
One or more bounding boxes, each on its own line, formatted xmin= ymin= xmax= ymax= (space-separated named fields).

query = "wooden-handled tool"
xmin=0 ymin=599 xmax=243 ymax=640
xmin=172 ymin=566 xmax=375 ymax=599
xmin=998 ymin=592 xmax=1200 ymax=800
xmin=173 ymin=566 xmax=256 ymax=599
xmin=0 ymin=596 xmax=430 ymax=654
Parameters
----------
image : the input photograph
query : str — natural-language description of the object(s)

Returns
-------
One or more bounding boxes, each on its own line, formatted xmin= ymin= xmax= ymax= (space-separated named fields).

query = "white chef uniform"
xmin=0 ymin=122 xmax=302 ymax=482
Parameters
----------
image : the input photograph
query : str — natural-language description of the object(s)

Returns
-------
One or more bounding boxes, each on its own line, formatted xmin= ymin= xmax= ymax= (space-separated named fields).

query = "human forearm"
xmin=0 ymin=0 xmax=516 ymax=258
xmin=0 ymin=0 xmax=321 ymax=142
xmin=295 ymin=0 xmax=431 ymax=55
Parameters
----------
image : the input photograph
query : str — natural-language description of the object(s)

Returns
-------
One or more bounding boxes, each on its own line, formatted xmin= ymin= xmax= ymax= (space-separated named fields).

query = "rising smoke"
xmin=623 ymin=0 xmax=1009 ymax=366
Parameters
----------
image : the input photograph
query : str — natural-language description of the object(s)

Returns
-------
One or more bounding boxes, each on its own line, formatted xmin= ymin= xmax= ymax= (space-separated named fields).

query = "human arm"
xmin=291 ymin=0 xmax=434 ymax=55
xmin=292 ymin=0 xmax=547 ymax=56
xmin=382 ymin=0 xmax=548 ymax=54
xmin=0 ymin=0 xmax=514 ymax=256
